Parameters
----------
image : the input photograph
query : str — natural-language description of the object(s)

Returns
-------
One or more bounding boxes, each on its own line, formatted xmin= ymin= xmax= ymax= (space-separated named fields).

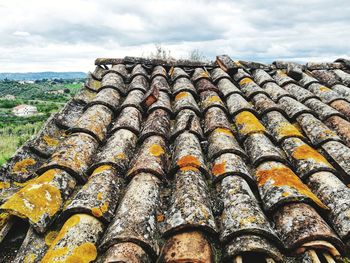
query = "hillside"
xmin=0 ymin=71 xmax=86 ymax=80
xmin=0 ymin=79 xmax=83 ymax=165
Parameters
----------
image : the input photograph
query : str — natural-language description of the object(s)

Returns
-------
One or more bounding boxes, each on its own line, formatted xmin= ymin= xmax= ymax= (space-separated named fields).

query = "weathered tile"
xmin=99 ymin=173 xmax=161 ymax=259
xmin=41 ymin=213 xmax=104 ymax=262
xmin=159 ymin=231 xmax=214 ymax=263
xmin=273 ymin=203 xmax=344 ymax=254
xmin=62 ymin=165 xmax=123 ymax=223
xmin=38 ymin=133 xmax=99 ymax=183
xmin=0 ymin=169 xmax=76 ymax=233
xmin=254 ymin=161 xmax=327 ymax=213
xmin=164 ymin=169 xmax=217 ymax=236
xmin=282 ymin=137 xmax=337 ymax=179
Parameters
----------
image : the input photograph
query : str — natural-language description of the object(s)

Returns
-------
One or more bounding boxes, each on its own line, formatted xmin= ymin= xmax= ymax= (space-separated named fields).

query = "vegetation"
xmin=0 ymin=78 xmax=83 ymax=165
xmin=147 ymin=43 xmax=208 ymax=62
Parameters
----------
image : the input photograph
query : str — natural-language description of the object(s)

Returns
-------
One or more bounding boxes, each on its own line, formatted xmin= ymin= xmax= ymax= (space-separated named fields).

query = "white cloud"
xmin=13 ymin=31 xmax=31 ymax=37
xmin=0 ymin=0 xmax=349 ymax=72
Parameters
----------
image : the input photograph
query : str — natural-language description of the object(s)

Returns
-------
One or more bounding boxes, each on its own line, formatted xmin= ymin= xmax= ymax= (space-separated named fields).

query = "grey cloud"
xmin=0 ymin=0 xmax=349 ymax=71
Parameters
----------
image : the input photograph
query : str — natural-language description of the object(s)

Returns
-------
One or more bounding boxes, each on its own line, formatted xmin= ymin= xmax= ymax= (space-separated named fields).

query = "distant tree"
xmin=149 ymin=44 xmax=172 ymax=60
xmin=188 ymin=49 xmax=207 ymax=61
xmin=64 ymin=88 xmax=70 ymax=94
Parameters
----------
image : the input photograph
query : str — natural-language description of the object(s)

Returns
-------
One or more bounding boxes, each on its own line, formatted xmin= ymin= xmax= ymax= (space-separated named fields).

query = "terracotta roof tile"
xmin=1 ymin=55 xmax=350 ymax=262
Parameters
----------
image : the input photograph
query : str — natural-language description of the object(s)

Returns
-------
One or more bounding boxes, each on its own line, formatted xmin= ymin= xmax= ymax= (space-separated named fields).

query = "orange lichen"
xmin=149 ymin=144 xmax=165 ymax=157
xmin=276 ymin=122 xmax=303 ymax=138
xmin=212 ymin=161 xmax=226 ymax=176
xmin=180 ymin=166 xmax=199 ymax=172
xmin=214 ymin=128 xmax=234 ymax=136
xmin=92 ymin=165 xmax=112 ymax=176
xmin=235 ymin=111 xmax=266 ymax=135
xmin=23 ymin=253 xmax=37 ymax=263
xmin=0 ymin=181 xmax=10 ymax=189
xmin=91 ymin=202 xmax=109 ymax=218
xmin=292 ymin=144 xmax=332 ymax=166
xmin=177 ymin=155 xmax=200 ymax=168
xmin=239 ymin=78 xmax=253 ymax=86
xmin=256 ymin=166 xmax=328 ymax=209
xmin=12 ymin=158 xmax=36 ymax=173
xmin=43 ymin=135 xmax=59 ymax=147
xmin=91 ymin=207 xmax=103 ymax=217
xmin=156 ymin=214 xmax=165 ymax=222
xmin=0 ymin=170 xmax=62 ymax=223
xmin=45 ymin=231 xmax=59 ymax=246
xmin=175 ymin=91 xmax=189 ymax=100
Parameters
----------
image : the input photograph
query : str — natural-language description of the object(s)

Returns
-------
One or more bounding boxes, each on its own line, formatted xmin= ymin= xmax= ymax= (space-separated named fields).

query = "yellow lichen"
xmin=43 ymin=135 xmax=59 ymax=147
xmin=41 ymin=246 xmax=69 ymax=262
xmin=214 ymin=128 xmax=234 ymax=136
xmin=91 ymin=79 xmax=101 ymax=90
xmin=115 ymin=153 xmax=126 ymax=159
xmin=45 ymin=231 xmax=59 ymax=246
xmin=23 ymin=253 xmax=37 ymax=263
xmin=256 ymin=166 xmax=328 ymax=210
xmin=282 ymin=192 xmax=290 ymax=197
xmin=235 ymin=111 xmax=266 ymax=135
xmin=205 ymin=95 xmax=222 ymax=104
xmin=200 ymin=71 xmax=209 ymax=78
xmin=0 ymin=181 xmax=10 ymax=189
xmin=96 ymin=192 xmax=103 ymax=201
xmin=276 ymin=122 xmax=303 ymax=138
xmin=239 ymin=78 xmax=253 ymax=86
xmin=240 ymin=216 xmax=257 ymax=225
xmin=292 ymin=144 xmax=332 ymax=166
xmin=277 ymin=70 xmax=287 ymax=77
xmin=49 ymin=214 xmax=81 ymax=248
xmin=65 ymin=242 xmax=97 ymax=263
xmin=92 ymin=165 xmax=112 ymax=176
xmin=0 ymin=170 xmax=62 ymax=223
xmin=149 ymin=144 xmax=165 ymax=157
xmin=175 ymin=91 xmax=189 ymax=100
xmin=169 ymin=67 xmax=175 ymax=77
xmin=319 ymin=86 xmax=332 ymax=92
xmin=12 ymin=158 xmax=36 ymax=173
xmin=0 ymin=213 xmax=10 ymax=229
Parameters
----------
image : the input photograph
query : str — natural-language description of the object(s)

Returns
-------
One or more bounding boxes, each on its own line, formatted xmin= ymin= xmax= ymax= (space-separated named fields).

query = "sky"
xmin=0 ymin=0 xmax=349 ymax=72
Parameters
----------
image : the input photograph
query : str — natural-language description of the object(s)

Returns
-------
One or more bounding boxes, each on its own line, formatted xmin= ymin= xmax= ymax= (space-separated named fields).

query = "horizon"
xmin=1 ymin=0 xmax=349 ymax=72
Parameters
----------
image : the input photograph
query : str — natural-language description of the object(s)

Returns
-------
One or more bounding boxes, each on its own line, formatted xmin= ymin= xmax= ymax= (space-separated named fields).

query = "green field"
xmin=0 ymin=79 xmax=83 ymax=165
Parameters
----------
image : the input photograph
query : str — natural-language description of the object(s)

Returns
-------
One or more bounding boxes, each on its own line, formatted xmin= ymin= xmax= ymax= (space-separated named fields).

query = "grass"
xmin=0 ymin=122 xmax=43 ymax=165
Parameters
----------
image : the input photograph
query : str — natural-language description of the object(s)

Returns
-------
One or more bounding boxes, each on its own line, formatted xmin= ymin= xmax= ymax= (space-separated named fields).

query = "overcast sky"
xmin=0 ymin=0 xmax=349 ymax=72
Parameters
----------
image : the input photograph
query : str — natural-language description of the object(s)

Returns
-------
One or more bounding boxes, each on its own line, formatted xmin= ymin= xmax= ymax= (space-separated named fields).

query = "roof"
xmin=1 ymin=55 xmax=350 ymax=262
xmin=12 ymin=104 xmax=37 ymax=110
